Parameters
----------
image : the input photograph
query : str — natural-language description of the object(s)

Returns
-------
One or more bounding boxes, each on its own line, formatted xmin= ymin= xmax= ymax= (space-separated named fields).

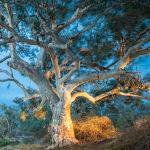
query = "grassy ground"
xmin=0 ymin=141 xmax=113 ymax=150
xmin=0 ymin=144 xmax=44 ymax=150
xmin=1 ymin=116 xmax=150 ymax=150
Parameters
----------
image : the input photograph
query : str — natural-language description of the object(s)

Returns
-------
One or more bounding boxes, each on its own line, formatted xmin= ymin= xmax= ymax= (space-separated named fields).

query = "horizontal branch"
xmin=143 ymin=82 xmax=150 ymax=90
xmin=0 ymin=77 xmax=29 ymax=96
xmin=118 ymin=92 xmax=150 ymax=100
xmin=131 ymin=48 xmax=150 ymax=59
xmin=82 ymin=61 xmax=109 ymax=71
xmin=71 ymin=88 xmax=150 ymax=104
xmin=0 ymin=22 xmax=65 ymax=65
xmin=0 ymin=68 xmax=30 ymax=96
xmin=71 ymin=92 xmax=95 ymax=103
xmin=71 ymin=88 xmax=119 ymax=103
xmin=7 ymin=58 xmax=39 ymax=84
xmin=0 ymin=22 xmax=16 ymax=35
xmin=67 ymin=69 xmax=124 ymax=92
xmin=0 ymin=22 xmax=51 ymax=49
xmin=0 ymin=55 xmax=11 ymax=63
xmin=0 ymin=78 xmax=14 ymax=82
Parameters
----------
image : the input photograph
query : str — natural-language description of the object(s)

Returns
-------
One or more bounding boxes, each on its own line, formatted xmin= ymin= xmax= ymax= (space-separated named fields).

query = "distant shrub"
xmin=0 ymin=137 xmax=13 ymax=147
xmin=73 ymin=116 xmax=117 ymax=143
xmin=108 ymin=116 xmax=150 ymax=150
xmin=134 ymin=116 xmax=150 ymax=129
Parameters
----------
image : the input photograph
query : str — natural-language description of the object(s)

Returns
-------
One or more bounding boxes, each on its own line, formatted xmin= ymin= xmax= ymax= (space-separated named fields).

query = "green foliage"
xmin=0 ymin=102 xmax=51 ymax=144
xmin=72 ymin=97 xmax=96 ymax=119
xmin=19 ymin=115 xmax=50 ymax=138
xmin=0 ymin=104 xmax=19 ymax=147
xmin=0 ymin=137 xmax=13 ymax=147
xmin=96 ymin=97 xmax=150 ymax=129
xmin=0 ymin=104 xmax=19 ymax=138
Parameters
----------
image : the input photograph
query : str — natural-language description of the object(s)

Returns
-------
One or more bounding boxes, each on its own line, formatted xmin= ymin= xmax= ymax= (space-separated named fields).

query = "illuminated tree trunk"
xmin=49 ymin=90 xmax=78 ymax=148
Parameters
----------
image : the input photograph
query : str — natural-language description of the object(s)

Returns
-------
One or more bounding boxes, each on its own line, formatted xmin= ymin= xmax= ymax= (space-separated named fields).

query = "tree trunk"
xmin=37 ymin=80 xmax=78 ymax=148
xmin=49 ymin=91 xmax=78 ymax=148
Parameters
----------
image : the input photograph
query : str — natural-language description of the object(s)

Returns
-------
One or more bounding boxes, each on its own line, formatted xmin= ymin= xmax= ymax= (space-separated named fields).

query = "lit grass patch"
xmin=73 ymin=116 xmax=117 ymax=143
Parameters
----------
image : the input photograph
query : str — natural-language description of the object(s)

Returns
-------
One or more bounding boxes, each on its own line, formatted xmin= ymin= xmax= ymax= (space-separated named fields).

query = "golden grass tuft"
xmin=73 ymin=116 xmax=117 ymax=143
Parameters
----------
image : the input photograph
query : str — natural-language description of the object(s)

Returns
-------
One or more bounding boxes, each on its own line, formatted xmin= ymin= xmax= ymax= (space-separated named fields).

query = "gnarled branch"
xmin=67 ymin=70 xmax=124 ymax=92
xmin=71 ymin=92 xmax=95 ymax=103
xmin=71 ymin=88 xmax=120 ymax=103
xmin=71 ymin=87 xmax=150 ymax=104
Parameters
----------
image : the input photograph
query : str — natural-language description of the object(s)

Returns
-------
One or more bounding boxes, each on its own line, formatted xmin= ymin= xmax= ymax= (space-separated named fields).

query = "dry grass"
xmin=107 ymin=116 xmax=150 ymax=150
xmin=73 ymin=116 xmax=117 ymax=143
xmin=3 ymin=116 xmax=150 ymax=150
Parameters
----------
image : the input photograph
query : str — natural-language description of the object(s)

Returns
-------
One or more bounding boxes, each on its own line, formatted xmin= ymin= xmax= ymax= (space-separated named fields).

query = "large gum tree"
xmin=0 ymin=0 xmax=150 ymax=148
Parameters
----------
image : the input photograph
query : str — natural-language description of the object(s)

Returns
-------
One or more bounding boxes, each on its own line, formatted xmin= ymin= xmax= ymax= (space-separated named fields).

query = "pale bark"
xmin=67 ymin=69 xmax=124 ymax=92
xmin=36 ymin=78 xmax=59 ymax=109
xmin=49 ymin=90 xmax=78 ymax=148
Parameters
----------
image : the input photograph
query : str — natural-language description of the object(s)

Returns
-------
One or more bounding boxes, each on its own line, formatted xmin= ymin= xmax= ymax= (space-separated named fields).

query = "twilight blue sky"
xmin=0 ymin=52 xmax=37 ymax=105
